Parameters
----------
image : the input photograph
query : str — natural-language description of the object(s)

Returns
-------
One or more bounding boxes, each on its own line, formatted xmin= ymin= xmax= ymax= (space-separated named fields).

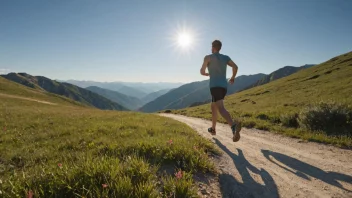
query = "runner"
xmin=200 ymin=40 xmax=242 ymax=142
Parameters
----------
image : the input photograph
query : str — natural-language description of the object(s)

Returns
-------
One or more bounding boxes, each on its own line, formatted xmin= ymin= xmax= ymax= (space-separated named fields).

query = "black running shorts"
xmin=210 ymin=87 xmax=227 ymax=102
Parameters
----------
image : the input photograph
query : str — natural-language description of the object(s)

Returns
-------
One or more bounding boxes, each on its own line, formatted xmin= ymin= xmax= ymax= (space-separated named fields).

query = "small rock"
xmin=201 ymin=189 xmax=209 ymax=195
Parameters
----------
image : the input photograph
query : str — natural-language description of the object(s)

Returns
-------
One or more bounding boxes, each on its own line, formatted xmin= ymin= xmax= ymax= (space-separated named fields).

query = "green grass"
xmin=0 ymin=79 xmax=219 ymax=197
xmin=174 ymin=52 xmax=352 ymax=148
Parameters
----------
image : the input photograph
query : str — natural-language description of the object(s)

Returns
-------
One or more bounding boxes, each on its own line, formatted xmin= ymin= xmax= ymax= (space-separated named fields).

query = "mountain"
xmin=122 ymin=82 xmax=184 ymax=92
xmin=0 ymin=75 xmax=84 ymax=107
xmin=117 ymin=85 xmax=148 ymax=99
xmin=86 ymin=86 xmax=143 ymax=110
xmin=1 ymin=73 xmax=128 ymax=111
xmin=139 ymin=74 xmax=266 ymax=112
xmin=141 ymin=89 xmax=171 ymax=103
xmin=242 ymin=64 xmax=315 ymax=91
xmin=63 ymin=80 xmax=183 ymax=95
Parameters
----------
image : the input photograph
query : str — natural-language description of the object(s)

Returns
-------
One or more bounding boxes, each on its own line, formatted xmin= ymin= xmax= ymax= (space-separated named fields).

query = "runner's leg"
xmin=216 ymin=99 xmax=234 ymax=127
xmin=211 ymin=102 xmax=218 ymax=129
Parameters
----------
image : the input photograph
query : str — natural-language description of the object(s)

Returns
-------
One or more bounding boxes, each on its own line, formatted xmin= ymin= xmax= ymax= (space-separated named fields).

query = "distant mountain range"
xmin=139 ymin=64 xmax=315 ymax=112
xmin=63 ymin=80 xmax=183 ymax=98
xmin=141 ymin=89 xmax=172 ymax=104
xmin=86 ymin=86 xmax=143 ymax=110
xmin=1 ymin=73 xmax=128 ymax=111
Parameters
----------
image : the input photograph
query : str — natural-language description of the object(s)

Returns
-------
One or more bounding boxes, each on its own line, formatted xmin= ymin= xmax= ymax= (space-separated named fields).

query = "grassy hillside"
xmin=1 ymin=73 xmax=128 ymax=111
xmin=174 ymin=52 xmax=352 ymax=147
xmin=243 ymin=64 xmax=315 ymax=91
xmin=86 ymin=86 xmax=144 ymax=110
xmin=0 ymin=77 xmax=218 ymax=197
xmin=0 ymin=76 xmax=84 ymax=107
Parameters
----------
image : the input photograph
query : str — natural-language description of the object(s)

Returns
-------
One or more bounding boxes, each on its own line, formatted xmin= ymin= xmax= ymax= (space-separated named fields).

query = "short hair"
xmin=212 ymin=40 xmax=222 ymax=51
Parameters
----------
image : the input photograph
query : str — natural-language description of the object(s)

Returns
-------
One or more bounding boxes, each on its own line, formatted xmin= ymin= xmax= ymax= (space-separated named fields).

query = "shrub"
xmin=281 ymin=113 xmax=299 ymax=128
xmin=270 ymin=116 xmax=281 ymax=124
xmin=243 ymin=120 xmax=256 ymax=128
xmin=256 ymin=113 xmax=270 ymax=120
xmin=164 ymin=109 xmax=172 ymax=113
xmin=299 ymin=102 xmax=352 ymax=136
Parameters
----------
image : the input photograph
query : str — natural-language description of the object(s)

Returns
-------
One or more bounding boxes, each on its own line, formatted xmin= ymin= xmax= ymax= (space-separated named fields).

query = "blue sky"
xmin=1 ymin=0 xmax=351 ymax=83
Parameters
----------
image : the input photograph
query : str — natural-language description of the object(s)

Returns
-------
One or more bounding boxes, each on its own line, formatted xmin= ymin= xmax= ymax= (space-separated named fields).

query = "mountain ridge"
xmin=86 ymin=86 xmax=143 ymax=110
xmin=1 ymin=73 xmax=128 ymax=111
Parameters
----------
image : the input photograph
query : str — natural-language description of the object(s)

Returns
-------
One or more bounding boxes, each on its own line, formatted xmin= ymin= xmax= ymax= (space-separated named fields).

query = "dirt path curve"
xmin=160 ymin=114 xmax=352 ymax=198
xmin=0 ymin=93 xmax=57 ymax=105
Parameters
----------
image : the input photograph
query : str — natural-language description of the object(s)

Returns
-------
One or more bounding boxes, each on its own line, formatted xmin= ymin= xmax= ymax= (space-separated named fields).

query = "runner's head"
xmin=212 ymin=40 xmax=222 ymax=53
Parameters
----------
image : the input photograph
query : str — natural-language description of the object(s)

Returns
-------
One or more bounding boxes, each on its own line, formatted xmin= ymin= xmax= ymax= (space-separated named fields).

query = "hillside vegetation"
xmin=1 ymin=73 xmax=128 ymax=111
xmin=242 ymin=64 xmax=315 ymax=91
xmin=0 ymin=77 xmax=218 ymax=197
xmin=174 ymin=52 xmax=352 ymax=147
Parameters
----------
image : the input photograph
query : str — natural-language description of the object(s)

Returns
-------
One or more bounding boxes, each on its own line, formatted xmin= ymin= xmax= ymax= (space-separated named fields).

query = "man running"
xmin=200 ymin=40 xmax=242 ymax=142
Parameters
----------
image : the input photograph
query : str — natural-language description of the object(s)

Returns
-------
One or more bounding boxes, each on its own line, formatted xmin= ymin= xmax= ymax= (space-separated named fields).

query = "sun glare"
xmin=177 ymin=32 xmax=192 ymax=47
xmin=167 ymin=23 xmax=200 ymax=55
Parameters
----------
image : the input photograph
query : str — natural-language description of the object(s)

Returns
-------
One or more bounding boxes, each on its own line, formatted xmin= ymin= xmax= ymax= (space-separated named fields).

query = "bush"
xmin=281 ymin=113 xmax=299 ymax=128
xmin=256 ymin=113 xmax=270 ymax=120
xmin=164 ymin=109 xmax=172 ymax=113
xmin=299 ymin=102 xmax=352 ymax=136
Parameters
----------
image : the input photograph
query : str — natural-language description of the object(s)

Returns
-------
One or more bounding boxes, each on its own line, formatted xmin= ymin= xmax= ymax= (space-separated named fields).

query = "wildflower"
xmin=168 ymin=139 xmax=173 ymax=145
xmin=58 ymin=163 xmax=63 ymax=168
xmin=175 ymin=170 xmax=183 ymax=179
xmin=3 ymin=127 xmax=6 ymax=131
xmin=27 ymin=190 xmax=33 ymax=198
xmin=0 ymin=179 xmax=2 ymax=184
xmin=102 ymin=184 xmax=108 ymax=188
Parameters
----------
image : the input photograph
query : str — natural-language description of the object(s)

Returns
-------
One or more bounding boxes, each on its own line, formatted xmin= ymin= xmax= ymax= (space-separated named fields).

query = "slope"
xmin=141 ymin=88 xmax=171 ymax=104
xmin=0 ymin=76 xmax=84 ymax=107
xmin=140 ymin=80 xmax=209 ymax=112
xmin=117 ymin=85 xmax=148 ymax=99
xmin=174 ymin=51 xmax=352 ymax=146
xmin=0 ymin=74 xmax=218 ymax=197
xmin=86 ymin=86 xmax=143 ymax=110
xmin=1 ymin=73 xmax=128 ymax=111
xmin=140 ymin=74 xmax=266 ymax=113
xmin=243 ymin=64 xmax=315 ymax=91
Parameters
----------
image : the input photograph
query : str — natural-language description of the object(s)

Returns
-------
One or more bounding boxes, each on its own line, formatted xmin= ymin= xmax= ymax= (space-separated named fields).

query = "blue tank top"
xmin=207 ymin=53 xmax=231 ymax=88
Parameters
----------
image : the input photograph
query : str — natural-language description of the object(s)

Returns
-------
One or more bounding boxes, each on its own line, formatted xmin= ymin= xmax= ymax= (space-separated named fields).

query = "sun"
xmin=167 ymin=23 xmax=200 ymax=55
xmin=177 ymin=32 xmax=192 ymax=48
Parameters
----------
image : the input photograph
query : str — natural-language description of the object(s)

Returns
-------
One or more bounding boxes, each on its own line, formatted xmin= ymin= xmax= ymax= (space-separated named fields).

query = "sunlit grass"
xmin=0 ymin=94 xmax=218 ymax=197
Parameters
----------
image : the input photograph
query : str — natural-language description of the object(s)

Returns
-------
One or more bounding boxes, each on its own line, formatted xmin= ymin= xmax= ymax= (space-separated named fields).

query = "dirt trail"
xmin=160 ymin=114 xmax=352 ymax=198
xmin=0 ymin=93 xmax=57 ymax=105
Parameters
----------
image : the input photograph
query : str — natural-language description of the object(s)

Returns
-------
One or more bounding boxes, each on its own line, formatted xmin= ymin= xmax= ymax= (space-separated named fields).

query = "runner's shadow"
xmin=262 ymin=150 xmax=352 ymax=192
xmin=214 ymin=138 xmax=279 ymax=198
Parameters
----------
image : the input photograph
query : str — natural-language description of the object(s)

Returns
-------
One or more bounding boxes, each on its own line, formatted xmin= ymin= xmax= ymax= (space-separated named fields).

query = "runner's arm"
xmin=227 ymin=60 xmax=238 ymax=79
xmin=200 ymin=56 xmax=210 ymax=76
xmin=227 ymin=60 xmax=238 ymax=84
